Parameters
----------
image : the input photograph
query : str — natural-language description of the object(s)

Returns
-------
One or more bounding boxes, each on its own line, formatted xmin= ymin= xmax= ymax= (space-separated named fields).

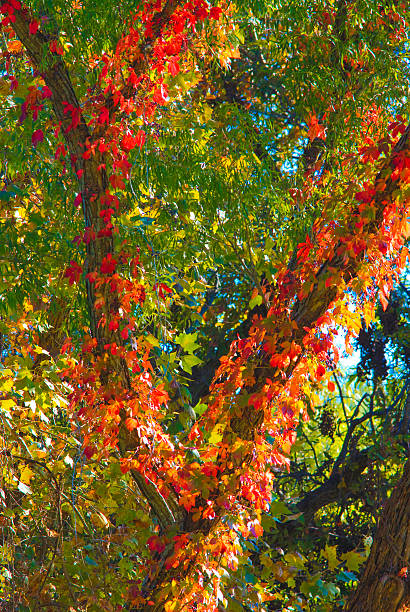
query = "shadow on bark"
xmin=344 ymin=459 xmax=410 ymax=612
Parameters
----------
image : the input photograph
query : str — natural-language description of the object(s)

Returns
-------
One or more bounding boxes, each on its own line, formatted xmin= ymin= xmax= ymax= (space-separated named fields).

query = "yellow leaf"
xmin=202 ymin=104 xmax=213 ymax=122
xmin=20 ymin=466 xmax=34 ymax=484
xmin=209 ymin=424 xmax=225 ymax=444
xmin=363 ymin=302 xmax=375 ymax=329
xmin=1 ymin=399 xmax=15 ymax=411
xmin=145 ymin=333 xmax=159 ymax=347
xmin=1 ymin=379 xmax=13 ymax=393
xmin=284 ymin=551 xmax=307 ymax=569
xmin=321 ymin=545 xmax=339 ymax=571
xmin=0 ymin=80 xmax=12 ymax=95
xmin=341 ymin=550 xmax=366 ymax=571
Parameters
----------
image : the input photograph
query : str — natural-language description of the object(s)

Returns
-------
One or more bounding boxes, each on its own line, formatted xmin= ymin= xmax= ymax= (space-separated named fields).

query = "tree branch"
xmin=7 ymin=1 xmax=185 ymax=532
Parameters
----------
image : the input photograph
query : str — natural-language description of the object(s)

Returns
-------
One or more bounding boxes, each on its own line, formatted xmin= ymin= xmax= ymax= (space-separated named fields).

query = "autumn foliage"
xmin=0 ymin=1 xmax=410 ymax=610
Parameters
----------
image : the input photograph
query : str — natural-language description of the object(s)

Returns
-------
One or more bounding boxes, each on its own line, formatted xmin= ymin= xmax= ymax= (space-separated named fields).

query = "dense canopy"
xmin=0 ymin=1 xmax=410 ymax=611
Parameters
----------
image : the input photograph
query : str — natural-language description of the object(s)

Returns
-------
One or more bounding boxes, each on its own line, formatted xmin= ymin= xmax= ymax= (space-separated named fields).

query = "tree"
xmin=344 ymin=458 xmax=410 ymax=611
xmin=244 ymin=284 xmax=410 ymax=610
xmin=342 ymin=286 xmax=410 ymax=612
xmin=0 ymin=1 xmax=409 ymax=610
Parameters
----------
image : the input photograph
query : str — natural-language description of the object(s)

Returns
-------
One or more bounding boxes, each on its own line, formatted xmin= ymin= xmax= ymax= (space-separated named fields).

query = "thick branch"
xmin=344 ymin=459 xmax=410 ymax=612
xmin=137 ymin=122 xmax=410 ymax=605
xmin=239 ymin=122 xmax=410 ymax=438
xmin=295 ymin=447 xmax=371 ymax=524
xmin=287 ymin=380 xmax=410 ymax=525
xmin=9 ymin=6 xmax=112 ymax=345
xmin=8 ymin=3 xmax=184 ymax=531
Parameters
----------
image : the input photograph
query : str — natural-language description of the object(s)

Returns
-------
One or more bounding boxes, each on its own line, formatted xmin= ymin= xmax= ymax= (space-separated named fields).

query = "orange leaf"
xmin=125 ymin=417 xmax=139 ymax=431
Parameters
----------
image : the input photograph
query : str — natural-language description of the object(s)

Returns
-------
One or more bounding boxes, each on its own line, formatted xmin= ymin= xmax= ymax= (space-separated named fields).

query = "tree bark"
xmin=344 ymin=459 xmax=410 ymax=612
xmin=7 ymin=2 xmax=185 ymax=531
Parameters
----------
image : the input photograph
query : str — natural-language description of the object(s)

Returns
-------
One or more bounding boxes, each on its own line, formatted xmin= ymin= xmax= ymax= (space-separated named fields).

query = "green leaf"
xmin=181 ymin=354 xmax=203 ymax=374
xmin=269 ymin=500 xmax=291 ymax=517
xmin=249 ymin=294 xmax=262 ymax=309
xmin=141 ymin=217 xmax=155 ymax=226
xmin=337 ymin=571 xmax=357 ymax=583
xmin=284 ymin=551 xmax=306 ymax=569
xmin=193 ymin=402 xmax=207 ymax=416
xmin=175 ymin=332 xmax=200 ymax=353
xmin=341 ymin=550 xmax=366 ymax=571
xmin=321 ymin=545 xmax=339 ymax=571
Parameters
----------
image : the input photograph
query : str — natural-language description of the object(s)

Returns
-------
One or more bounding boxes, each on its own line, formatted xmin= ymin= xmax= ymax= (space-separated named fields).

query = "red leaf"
xmin=10 ymin=77 xmax=19 ymax=91
xmin=147 ymin=536 xmax=165 ymax=553
xmin=49 ymin=39 xmax=64 ymax=55
xmin=153 ymin=84 xmax=168 ymax=105
xmin=121 ymin=133 xmax=136 ymax=151
xmin=154 ymin=282 xmax=172 ymax=299
xmin=125 ymin=417 xmax=139 ymax=431
xmin=68 ymin=108 xmax=81 ymax=132
xmin=120 ymin=459 xmax=131 ymax=474
xmin=29 ymin=20 xmax=39 ymax=34
xmin=315 ymin=363 xmax=326 ymax=380
xmin=101 ymin=254 xmax=117 ymax=274
xmin=297 ymin=234 xmax=312 ymax=261
xmin=86 ymin=271 xmax=98 ymax=284
xmin=83 ymin=445 xmax=95 ymax=459
xmin=99 ymin=208 xmax=115 ymax=224
xmin=41 ymin=85 xmax=52 ymax=99
xmin=379 ymin=289 xmax=389 ymax=311
xmin=98 ymin=106 xmax=110 ymax=124
xmin=64 ymin=260 xmax=82 ymax=285
xmin=31 ymin=129 xmax=44 ymax=146
xmin=60 ymin=337 xmax=72 ymax=354
xmin=379 ymin=241 xmax=388 ymax=255
xmin=168 ymin=57 xmax=180 ymax=76
xmin=82 ymin=337 xmax=97 ymax=353
xmin=109 ymin=174 xmax=125 ymax=190
xmin=74 ymin=193 xmax=82 ymax=208
xmin=209 ymin=6 xmax=222 ymax=19
xmin=307 ymin=114 xmax=326 ymax=141
xmin=135 ymin=130 xmax=146 ymax=148
xmin=55 ymin=143 xmax=67 ymax=159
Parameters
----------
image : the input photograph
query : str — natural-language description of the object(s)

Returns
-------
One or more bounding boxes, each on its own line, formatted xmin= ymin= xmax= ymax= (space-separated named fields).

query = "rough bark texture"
xmin=344 ymin=459 xmax=410 ymax=612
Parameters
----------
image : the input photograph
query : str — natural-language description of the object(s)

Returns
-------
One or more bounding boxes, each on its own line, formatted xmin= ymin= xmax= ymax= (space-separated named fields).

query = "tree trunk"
xmin=344 ymin=459 xmax=410 ymax=612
